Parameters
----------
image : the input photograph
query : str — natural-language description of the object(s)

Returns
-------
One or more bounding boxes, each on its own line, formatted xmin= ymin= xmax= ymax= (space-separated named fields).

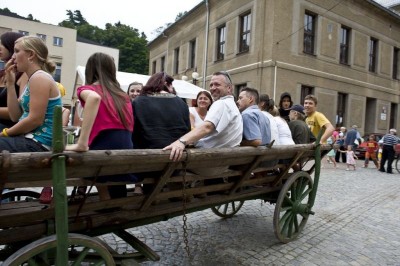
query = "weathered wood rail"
xmin=0 ymin=110 xmax=332 ymax=265
xmin=0 ymin=144 xmax=331 ymax=264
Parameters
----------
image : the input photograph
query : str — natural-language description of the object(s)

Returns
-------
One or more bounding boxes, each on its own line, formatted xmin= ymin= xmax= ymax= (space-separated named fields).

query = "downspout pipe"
xmin=202 ymin=0 xmax=210 ymax=90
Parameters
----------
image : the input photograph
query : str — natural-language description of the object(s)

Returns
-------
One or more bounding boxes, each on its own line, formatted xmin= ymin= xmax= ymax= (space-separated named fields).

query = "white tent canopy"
xmin=75 ymin=66 xmax=204 ymax=99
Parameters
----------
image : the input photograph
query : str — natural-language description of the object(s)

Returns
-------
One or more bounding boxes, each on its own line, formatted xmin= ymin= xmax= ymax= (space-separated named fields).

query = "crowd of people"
xmin=0 ymin=32 xmax=398 ymax=203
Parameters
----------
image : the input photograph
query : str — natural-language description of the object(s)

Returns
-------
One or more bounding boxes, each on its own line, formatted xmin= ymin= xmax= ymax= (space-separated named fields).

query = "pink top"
xmin=77 ymin=85 xmax=134 ymax=145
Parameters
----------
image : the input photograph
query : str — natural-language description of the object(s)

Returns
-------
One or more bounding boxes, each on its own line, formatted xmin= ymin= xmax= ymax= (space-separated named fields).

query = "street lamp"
xmin=192 ymin=71 xmax=199 ymax=85
xmin=181 ymin=75 xmax=188 ymax=81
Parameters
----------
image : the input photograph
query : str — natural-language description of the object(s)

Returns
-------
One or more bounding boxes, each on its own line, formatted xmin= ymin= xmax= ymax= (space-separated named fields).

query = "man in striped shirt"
xmin=379 ymin=129 xmax=400 ymax=174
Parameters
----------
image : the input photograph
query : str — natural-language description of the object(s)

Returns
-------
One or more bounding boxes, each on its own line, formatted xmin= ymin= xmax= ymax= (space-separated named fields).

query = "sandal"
xmin=133 ymin=186 xmax=143 ymax=196
xmin=69 ymin=186 xmax=87 ymax=204
xmin=39 ymin=187 xmax=53 ymax=204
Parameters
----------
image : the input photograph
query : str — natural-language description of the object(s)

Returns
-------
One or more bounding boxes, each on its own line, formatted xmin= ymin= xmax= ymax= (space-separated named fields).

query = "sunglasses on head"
xmin=214 ymin=71 xmax=232 ymax=84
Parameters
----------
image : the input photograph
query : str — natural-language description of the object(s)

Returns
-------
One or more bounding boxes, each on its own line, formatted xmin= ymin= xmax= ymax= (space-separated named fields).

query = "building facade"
xmin=148 ymin=0 xmax=400 ymax=135
xmin=0 ymin=15 xmax=119 ymax=106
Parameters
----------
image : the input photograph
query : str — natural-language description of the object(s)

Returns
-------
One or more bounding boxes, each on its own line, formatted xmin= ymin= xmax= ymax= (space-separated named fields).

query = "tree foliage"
xmin=1 ymin=8 xmax=189 ymax=75
xmin=57 ymin=10 xmax=149 ymax=74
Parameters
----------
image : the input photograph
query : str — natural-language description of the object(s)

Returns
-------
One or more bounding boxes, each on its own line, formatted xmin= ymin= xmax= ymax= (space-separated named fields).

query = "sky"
xmin=0 ymin=0 xmax=203 ymax=40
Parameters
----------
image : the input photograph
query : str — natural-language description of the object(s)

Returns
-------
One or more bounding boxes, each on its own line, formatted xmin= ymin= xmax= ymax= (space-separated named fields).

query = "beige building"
xmin=148 ymin=0 xmax=400 ymax=135
xmin=0 ymin=15 xmax=119 ymax=106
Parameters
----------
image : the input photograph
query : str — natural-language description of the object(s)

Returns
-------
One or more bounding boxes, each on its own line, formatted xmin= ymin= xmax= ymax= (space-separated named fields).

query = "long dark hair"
xmin=0 ymin=32 xmax=24 ymax=81
xmin=85 ymin=52 xmax=130 ymax=130
xmin=141 ymin=72 xmax=174 ymax=95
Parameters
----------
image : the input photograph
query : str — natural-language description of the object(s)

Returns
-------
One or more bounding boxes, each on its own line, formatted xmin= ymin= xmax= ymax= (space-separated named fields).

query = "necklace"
xmin=28 ymin=69 xmax=41 ymax=80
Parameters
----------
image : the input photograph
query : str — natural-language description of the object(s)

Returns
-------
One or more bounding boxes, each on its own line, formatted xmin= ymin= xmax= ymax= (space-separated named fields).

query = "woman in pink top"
xmin=66 ymin=53 xmax=135 ymax=200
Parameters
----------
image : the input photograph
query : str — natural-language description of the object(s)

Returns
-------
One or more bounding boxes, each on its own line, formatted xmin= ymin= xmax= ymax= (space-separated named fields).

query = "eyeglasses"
xmin=214 ymin=71 xmax=232 ymax=84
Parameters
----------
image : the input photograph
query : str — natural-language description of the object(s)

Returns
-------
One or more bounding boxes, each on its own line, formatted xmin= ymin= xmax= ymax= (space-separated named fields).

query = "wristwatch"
xmin=178 ymin=138 xmax=187 ymax=146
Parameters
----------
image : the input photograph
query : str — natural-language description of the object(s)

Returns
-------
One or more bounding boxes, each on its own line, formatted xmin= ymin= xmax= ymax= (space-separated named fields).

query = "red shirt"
xmin=365 ymin=140 xmax=378 ymax=153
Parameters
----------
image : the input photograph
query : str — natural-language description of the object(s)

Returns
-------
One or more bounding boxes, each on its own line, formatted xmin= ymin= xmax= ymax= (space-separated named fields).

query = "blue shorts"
xmin=0 ymin=136 xmax=48 ymax=152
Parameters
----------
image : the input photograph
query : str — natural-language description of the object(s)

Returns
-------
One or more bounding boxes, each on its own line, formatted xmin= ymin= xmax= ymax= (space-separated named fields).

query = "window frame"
xmin=369 ymin=38 xmax=378 ymax=73
xmin=336 ymin=93 xmax=347 ymax=127
xmin=174 ymin=47 xmax=180 ymax=75
xmin=339 ymin=26 xmax=350 ymax=65
xmin=216 ymin=24 xmax=226 ymax=61
xmin=189 ymin=39 xmax=196 ymax=69
xmin=303 ymin=12 xmax=316 ymax=55
xmin=37 ymin=33 xmax=47 ymax=42
xmin=53 ymin=36 xmax=63 ymax=47
xmin=160 ymin=56 xmax=165 ymax=72
xmin=152 ymin=60 xmax=156 ymax=74
xmin=239 ymin=11 xmax=251 ymax=53
xmin=53 ymin=63 xmax=62 ymax=83
xmin=393 ymin=47 xmax=399 ymax=80
xmin=300 ymin=85 xmax=314 ymax=104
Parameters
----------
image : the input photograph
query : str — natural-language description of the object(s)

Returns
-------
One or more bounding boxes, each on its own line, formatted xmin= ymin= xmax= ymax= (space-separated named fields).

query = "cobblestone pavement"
xmin=100 ymin=160 xmax=400 ymax=265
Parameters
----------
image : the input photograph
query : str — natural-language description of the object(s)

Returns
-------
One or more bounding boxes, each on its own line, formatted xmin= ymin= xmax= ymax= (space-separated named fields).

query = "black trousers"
xmin=335 ymin=145 xmax=346 ymax=163
xmin=380 ymin=145 xmax=395 ymax=173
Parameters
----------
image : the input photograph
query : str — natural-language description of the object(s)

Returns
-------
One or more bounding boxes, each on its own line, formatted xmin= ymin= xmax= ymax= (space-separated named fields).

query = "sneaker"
xmin=39 ymin=187 xmax=53 ymax=204
xmin=346 ymin=168 xmax=350 ymax=171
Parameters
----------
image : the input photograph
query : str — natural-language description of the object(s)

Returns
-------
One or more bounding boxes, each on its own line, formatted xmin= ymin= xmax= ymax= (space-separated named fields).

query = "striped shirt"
xmin=382 ymin=133 xmax=399 ymax=146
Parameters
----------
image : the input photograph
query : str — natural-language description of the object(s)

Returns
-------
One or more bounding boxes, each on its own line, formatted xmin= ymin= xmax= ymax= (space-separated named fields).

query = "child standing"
xmin=327 ymin=136 xmax=337 ymax=168
xmin=340 ymin=145 xmax=358 ymax=170
xmin=363 ymin=134 xmax=379 ymax=168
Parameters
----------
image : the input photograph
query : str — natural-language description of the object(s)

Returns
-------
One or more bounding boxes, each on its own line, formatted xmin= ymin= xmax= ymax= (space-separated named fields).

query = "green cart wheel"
xmin=273 ymin=171 xmax=313 ymax=243
xmin=211 ymin=200 xmax=244 ymax=218
xmin=3 ymin=233 xmax=115 ymax=266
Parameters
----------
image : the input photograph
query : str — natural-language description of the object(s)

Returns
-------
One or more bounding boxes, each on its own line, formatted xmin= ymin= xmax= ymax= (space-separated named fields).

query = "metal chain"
xmin=181 ymin=161 xmax=191 ymax=258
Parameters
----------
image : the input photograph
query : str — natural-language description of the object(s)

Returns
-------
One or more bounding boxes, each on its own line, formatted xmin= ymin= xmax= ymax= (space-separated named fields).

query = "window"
xmin=369 ymin=38 xmax=378 ymax=73
xmin=189 ymin=39 xmax=196 ymax=69
xmin=152 ymin=61 xmax=156 ymax=74
xmin=37 ymin=34 xmax=46 ymax=42
xmin=304 ymin=12 xmax=316 ymax=55
xmin=336 ymin=93 xmax=347 ymax=127
xmin=53 ymin=63 xmax=61 ymax=82
xmin=53 ymin=37 xmax=63 ymax=47
xmin=19 ymin=30 xmax=29 ymax=36
xmin=393 ymin=47 xmax=399 ymax=80
xmin=340 ymin=26 xmax=350 ymax=65
xmin=174 ymin=47 xmax=180 ymax=74
xmin=161 ymin=56 xmax=165 ymax=72
xmin=217 ymin=25 xmax=226 ymax=60
xmin=239 ymin=12 xmax=251 ymax=53
xmin=235 ymin=84 xmax=247 ymax=98
xmin=300 ymin=85 xmax=314 ymax=104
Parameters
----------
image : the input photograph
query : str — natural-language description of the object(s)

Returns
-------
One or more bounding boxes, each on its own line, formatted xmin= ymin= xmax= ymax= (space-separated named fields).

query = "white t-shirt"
xmin=261 ymin=111 xmax=280 ymax=145
xmin=274 ymin=116 xmax=295 ymax=145
xmin=196 ymin=95 xmax=243 ymax=148
xmin=189 ymin=107 xmax=204 ymax=128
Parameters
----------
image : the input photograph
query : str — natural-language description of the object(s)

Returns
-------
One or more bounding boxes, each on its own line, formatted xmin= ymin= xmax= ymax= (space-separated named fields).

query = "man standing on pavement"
xmin=237 ymin=87 xmax=271 ymax=147
xmin=379 ymin=128 xmax=399 ymax=174
xmin=304 ymin=94 xmax=335 ymax=143
xmin=163 ymin=71 xmax=243 ymax=161
xmin=344 ymin=125 xmax=361 ymax=150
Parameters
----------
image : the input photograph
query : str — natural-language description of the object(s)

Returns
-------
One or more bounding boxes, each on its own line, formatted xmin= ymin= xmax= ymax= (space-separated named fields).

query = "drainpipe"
xmin=202 ymin=0 xmax=210 ymax=90
xmin=273 ymin=61 xmax=277 ymax=102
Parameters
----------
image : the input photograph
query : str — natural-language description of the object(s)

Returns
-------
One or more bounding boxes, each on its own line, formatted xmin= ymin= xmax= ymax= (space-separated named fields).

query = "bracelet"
xmin=2 ymin=128 xmax=9 ymax=137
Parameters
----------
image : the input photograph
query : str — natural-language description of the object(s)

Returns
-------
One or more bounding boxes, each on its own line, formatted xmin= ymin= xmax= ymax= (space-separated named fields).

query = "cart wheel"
xmin=273 ymin=171 xmax=313 ymax=243
xmin=211 ymin=200 xmax=244 ymax=218
xmin=396 ymin=157 xmax=400 ymax=174
xmin=1 ymin=190 xmax=40 ymax=202
xmin=3 ymin=233 xmax=115 ymax=266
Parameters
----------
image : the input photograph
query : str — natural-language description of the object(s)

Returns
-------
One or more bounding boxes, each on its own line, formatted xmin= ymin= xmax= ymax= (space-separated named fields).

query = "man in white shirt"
xmin=163 ymin=71 xmax=243 ymax=161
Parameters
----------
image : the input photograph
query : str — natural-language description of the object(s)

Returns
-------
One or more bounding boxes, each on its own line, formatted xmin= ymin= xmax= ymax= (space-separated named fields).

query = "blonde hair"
xmin=16 ymin=36 xmax=56 ymax=73
xmin=269 ymin=105 xmax=280 ymax=117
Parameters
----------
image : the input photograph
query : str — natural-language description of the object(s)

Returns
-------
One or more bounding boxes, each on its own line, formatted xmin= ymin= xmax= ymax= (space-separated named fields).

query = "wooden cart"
xmin=0 ymin=107 xmax=330 ymax=265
